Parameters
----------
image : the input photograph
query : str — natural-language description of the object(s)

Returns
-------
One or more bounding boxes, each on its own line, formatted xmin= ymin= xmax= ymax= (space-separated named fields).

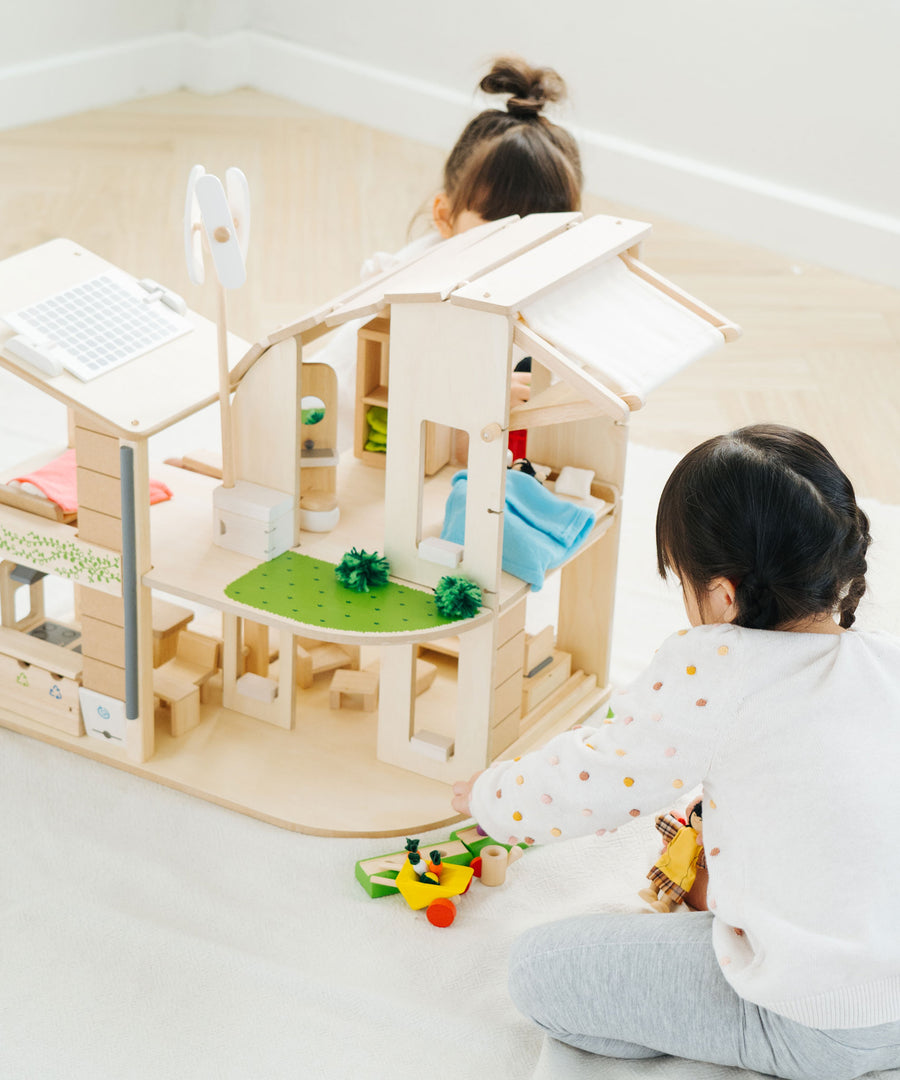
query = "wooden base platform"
xmin=0 ymin=648 xmax=607 ymax=837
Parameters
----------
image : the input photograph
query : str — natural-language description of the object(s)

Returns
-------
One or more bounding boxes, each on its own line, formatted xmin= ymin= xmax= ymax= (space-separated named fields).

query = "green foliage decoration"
xmin=434 ymin=574 xmax=483 ymax=620
xmin=334 ymin=547 xmax=391 ymax=593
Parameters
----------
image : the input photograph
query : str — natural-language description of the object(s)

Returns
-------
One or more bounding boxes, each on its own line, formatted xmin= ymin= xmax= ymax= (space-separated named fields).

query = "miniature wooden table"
xmin=151 ymin=598 xmax=195 ymax=667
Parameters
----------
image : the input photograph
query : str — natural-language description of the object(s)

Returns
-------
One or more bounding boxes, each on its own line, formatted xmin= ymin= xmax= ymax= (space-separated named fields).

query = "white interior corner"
xmin=1 ymin=7 xmax=899 ymax=288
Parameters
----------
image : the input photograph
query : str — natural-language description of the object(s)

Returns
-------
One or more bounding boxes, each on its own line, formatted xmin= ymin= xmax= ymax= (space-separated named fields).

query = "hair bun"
xmin=479 ymin=56 xmax=567 ymax=119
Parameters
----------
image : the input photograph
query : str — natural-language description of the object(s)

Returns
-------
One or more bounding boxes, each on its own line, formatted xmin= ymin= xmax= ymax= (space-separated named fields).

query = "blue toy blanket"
xmin=440 ymin=469 xmax=598 ymax=590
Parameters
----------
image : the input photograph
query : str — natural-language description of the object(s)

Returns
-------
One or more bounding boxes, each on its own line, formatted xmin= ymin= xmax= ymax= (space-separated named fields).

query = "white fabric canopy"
xmin=522 ymin=257 xmax=725 ymax=402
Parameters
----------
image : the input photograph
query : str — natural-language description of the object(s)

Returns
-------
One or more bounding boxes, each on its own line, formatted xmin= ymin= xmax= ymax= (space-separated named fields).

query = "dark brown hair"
xmin=656 ymin=425 xmax=871 ymax=630
xmin=442 ymin=57 xmax=583 ymax=225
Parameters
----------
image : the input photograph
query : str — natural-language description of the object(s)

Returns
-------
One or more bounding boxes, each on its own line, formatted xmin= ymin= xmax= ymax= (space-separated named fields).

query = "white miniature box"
xmin=213 ymin=481 xmax=294 ymax=561
xmin=79 ymin=687 xmax=127 ymax=745
xmin=418 ymin=537 xmax=464 ymax=568
xmin=410 ymin=729 xmax=455 ymax=762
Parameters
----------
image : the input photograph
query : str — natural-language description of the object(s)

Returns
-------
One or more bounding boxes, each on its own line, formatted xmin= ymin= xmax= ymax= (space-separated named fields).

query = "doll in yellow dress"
xmin=639 ymin=800 xmax=706 ymax=912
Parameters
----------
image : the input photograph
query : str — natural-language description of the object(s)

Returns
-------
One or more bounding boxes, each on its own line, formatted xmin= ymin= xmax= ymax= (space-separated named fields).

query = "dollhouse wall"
xmin=231 ymin=337 xmax=301 ymax=497
xmin=383 ymin=301 xmax=513 ymax=598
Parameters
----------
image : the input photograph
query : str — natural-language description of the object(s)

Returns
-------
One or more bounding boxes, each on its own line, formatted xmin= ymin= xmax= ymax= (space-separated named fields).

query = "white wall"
xmin=2 ymin=0 xmax=899 ymax=285
xmin=255 ymin=0 xmax=899 ymax=218
xmin=4 ymin=0 xmax=183 ymax=66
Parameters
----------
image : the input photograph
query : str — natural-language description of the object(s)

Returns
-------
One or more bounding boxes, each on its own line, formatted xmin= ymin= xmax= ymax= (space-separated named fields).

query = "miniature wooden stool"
xmin=329 ymin=668 xmax=379 ymax=712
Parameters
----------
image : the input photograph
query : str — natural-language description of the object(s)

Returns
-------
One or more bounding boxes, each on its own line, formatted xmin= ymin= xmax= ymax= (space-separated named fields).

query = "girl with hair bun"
xmin=431 ymin=56 xmax=582 ymax=237
xmin=328 ymin=57 xmax=583 ymax=453
xmin=453 ymin=425 xmax=900 ymax=1080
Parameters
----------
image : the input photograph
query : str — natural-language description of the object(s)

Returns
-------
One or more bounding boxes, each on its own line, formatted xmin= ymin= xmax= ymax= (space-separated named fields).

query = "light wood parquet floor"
xmin=1 ymin=89 xmax=898 ymax=503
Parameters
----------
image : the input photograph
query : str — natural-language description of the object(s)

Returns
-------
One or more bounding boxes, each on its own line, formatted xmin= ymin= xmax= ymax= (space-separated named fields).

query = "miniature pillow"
xmin=555 ymin=466 xmax=595 ymax=500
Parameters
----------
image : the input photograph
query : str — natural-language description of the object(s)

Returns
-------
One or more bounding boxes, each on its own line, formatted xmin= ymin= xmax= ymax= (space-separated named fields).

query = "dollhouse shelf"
xmin=360 ymin=387 xmax=388 ymax=408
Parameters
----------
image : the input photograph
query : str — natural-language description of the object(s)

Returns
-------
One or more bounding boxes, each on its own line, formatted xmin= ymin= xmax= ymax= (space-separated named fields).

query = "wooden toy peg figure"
xmin=639 ymin=800 xmax=705 ymax=912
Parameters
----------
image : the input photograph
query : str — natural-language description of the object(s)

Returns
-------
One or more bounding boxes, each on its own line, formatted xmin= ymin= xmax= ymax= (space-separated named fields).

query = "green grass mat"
xmin=224 ymin=551 xmax=463 ymax=634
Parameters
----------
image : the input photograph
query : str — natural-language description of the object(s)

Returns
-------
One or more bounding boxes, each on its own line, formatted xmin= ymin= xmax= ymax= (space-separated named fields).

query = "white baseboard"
xmin=2 ymin=30 xmax=898 ymax=288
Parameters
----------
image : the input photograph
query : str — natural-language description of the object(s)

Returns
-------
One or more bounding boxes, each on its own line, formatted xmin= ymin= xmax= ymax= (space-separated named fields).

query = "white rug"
xmin=1 ymin=359 xmax=899 ymax=1079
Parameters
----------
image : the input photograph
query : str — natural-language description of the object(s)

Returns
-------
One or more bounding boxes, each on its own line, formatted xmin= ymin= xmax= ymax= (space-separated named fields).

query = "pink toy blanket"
xmin=11 ymin=448 xmax=172 ymax=515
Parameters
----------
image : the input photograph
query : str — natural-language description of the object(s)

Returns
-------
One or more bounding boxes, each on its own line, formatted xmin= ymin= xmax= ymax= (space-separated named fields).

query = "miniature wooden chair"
xmin=294 ymin=636 xmax=360 ymax=689
xmin=152 ymin=629 xmax=222 ymax=738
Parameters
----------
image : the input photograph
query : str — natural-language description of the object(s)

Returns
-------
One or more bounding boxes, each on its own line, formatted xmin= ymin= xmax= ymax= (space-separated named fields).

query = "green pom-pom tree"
xmin=334 ymin=548 xmax=391 ymax=593
xmin=434 ymin=575 xmax=483 ymax=620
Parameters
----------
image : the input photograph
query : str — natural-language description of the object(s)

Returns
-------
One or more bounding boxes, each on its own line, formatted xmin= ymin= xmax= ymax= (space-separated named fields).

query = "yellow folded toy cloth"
xmin=366 ymin=406 xmax=388 ymax=434
xmin=365 ymin=406 xmax=389 ymax=453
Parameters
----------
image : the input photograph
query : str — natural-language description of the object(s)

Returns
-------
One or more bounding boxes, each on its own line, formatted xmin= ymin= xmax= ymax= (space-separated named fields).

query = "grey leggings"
xmin=508 ymin=912 xmax=900 ymax=1080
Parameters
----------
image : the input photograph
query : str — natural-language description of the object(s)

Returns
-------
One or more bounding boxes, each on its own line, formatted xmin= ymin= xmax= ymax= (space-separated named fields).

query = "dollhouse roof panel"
xmin=381 ymin=212 xmax=581 ymax=305
xmin=449 ymin=215 xmax=652 ymax=315
xmin=323 ymin=216 xmax=518 ymax=327
xmin=0 ymin=240 xmax=240 ymax=439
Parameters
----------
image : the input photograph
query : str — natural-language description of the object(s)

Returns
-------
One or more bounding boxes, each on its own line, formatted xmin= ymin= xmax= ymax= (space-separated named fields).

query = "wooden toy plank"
xmin=522 ymin=649 xmax=572 ymax=714
xmin=76 ymin=467 xmax=121 ymax=517
xmin=494 ymin=629 xmax=526 ymax=687
xmin=383 ymin=213 xmax=581 ymax=304
xmin=77 ymin=507 xmax=123 ymax=552
xmin=74 ymin=426 xmax=120 ymax=478
xmin=75 ymin=585 xmax=124 ymax=625
xmin=493 ymin=667 xmax=523 ymax=720
xmin=325 ymin=216 xmax=517 ymax=326
xmin=450 ymin=215 xmax=652 ymax=316
xmin=81 ymin=655 xmax=126 ymax=699
xmin=525 ymin=625 xmax=555 ymax=673
xmin=79 ymin=613 xmax=126 ymax=664
xmin=496 ymin=598 xmax=526 ymax=647
xmin=490 ymin=706 xmax=521 ymax=758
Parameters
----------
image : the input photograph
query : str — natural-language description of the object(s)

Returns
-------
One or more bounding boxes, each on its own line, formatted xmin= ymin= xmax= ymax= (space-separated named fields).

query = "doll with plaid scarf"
xmin=639 ymin=797 xmax=708 ymax=912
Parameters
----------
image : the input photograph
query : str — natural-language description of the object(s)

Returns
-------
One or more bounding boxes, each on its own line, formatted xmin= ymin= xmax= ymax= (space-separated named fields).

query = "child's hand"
xmin=451 ymin=771 xmax=483 ymax=816
xmin=510 ymin=371 xmax=531 ymax=407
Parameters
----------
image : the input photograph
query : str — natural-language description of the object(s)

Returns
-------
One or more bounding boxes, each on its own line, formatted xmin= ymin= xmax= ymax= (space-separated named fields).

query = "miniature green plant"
xmin=434 ymin=575 xmax=482 ymax=620
xmin=334 ymin=547 xmax=391 ymax=593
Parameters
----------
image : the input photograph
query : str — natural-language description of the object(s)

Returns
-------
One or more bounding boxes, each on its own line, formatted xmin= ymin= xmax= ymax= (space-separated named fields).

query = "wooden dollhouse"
xmin=0 ymin=213 xmax=738 ymax=836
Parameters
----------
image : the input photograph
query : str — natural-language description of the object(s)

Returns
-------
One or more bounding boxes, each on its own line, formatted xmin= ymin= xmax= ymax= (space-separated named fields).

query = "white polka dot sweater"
xmin=469 ymin=623 xmax=900 ymax=1029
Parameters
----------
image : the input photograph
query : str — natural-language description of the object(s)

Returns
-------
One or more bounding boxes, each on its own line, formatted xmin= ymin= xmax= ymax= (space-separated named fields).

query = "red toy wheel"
xmin=426 ymin=897 xmax=456 ymax=927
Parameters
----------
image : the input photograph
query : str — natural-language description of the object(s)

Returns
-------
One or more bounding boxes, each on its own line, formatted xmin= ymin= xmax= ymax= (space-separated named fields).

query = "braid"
xmin=733 ymin=573 xmax=781 ymax=631
xmin=838 ymin=506 xmax=872 ymax=628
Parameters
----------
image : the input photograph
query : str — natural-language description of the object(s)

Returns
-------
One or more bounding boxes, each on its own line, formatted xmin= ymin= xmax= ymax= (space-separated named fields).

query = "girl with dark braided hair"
xmin=655 ymin=425 xmax=872 ymax=634
xmin=453 ymin=425 xmax=900 ymax=1079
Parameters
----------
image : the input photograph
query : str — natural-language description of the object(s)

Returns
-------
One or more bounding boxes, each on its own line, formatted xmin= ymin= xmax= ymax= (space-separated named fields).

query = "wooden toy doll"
xmin=639 ymin=799 xmax=707 ymax=912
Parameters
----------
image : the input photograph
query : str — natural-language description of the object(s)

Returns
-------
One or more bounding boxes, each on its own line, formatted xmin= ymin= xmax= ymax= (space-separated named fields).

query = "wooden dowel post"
xmin=217 ymin=281 xmax=235 ymax=489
